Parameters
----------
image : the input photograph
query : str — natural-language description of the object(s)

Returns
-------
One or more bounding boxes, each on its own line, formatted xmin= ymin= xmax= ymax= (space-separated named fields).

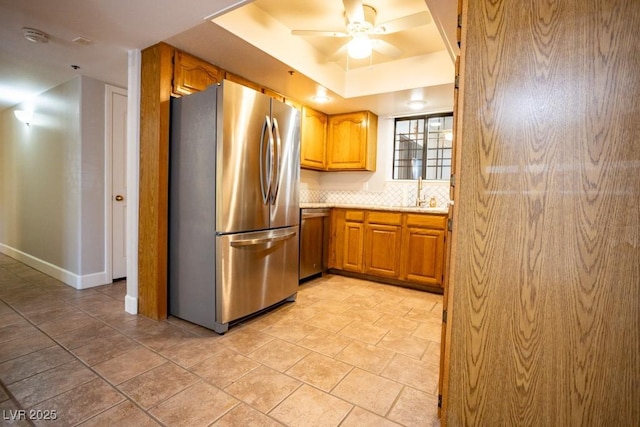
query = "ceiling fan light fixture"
xmin=348 ymin=34 xmax=372 ymax=59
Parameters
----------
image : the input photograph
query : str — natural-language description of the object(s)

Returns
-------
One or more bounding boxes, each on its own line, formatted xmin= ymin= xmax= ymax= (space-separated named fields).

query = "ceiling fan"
xmin=291 ymin=0 xmax=431 ymax=60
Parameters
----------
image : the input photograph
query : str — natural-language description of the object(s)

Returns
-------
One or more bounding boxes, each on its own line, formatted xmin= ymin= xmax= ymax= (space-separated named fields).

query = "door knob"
xmin=115 ymin=195 xmax=124 ymax=201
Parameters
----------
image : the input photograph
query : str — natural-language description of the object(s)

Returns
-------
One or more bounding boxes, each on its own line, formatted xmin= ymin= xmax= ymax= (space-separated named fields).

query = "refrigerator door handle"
xmin=259 ymin=115 xmax=273 ymax=204
xmin=270 ymin=117 xmax=282 ymax=204
xmin=229 ymin=230 xmax=296 ymax=247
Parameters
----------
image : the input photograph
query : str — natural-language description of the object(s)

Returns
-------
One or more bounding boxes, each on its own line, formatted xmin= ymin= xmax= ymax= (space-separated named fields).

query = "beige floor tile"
xmin=78 ymin=400 xmax=160 ymax=426
xmin=373 ymin=300 xmax=415 ymax=316
xmin=8 ymin=359 xmax=97 ymax=407
xmin=93 ymin=346 xmax=167 ymax=385
xmin=20 ymin=303 xmax=81 ymax=325
xmin=270 ymin=384 xmax=352 ymax=427
xmin=331 ymin=368 xmax=403 ymax=416
xmin=54 ymin=323 xmax=120 ymax=350
xmin=305 ymin=312 xmax=353 ymax=333
xmin=118 ymin=362 xmax=199 ymax=409
xmin=160 ymin=336 xmax=225 ymax=368
xmin=0 ymin=345 xmax=74 ymax=385
xmin=375 ymin=313 xmax=420 ymax=333
xmin=225 ymin=365 xmax=301 ymax=413
xmin=377 ymin=329 xmax=430 ymax=359
xmin=71 ymin=333 xmax=140 ymax=366
xmin=335 ymin=340 xmax=395 ymax=374
xmin=150 ymin=381 xmax=239 ymax=427
xmin=387 ymin=386 xmax=440 ymax=427
xmin=0 ymin=398 xmax=33 ymax=427
xmin=405 ymin=306 xmax=440 ymax=323
xmin=338 ymin=321 xmax=389 ymax=345
xmin=0 ymin=257 xmax=444 ymax=427
xmin=342 ymin=294 xmax=384 ymax=309
xmin=340 ymin=406 xmax=403 ymax=427
xmin=218 ymin=327 xmax=275 ymax=355
xmin=191 ymin=347 xmax=260 ymax=389
xmin=37 ymin=311 xmax=103 ymax=337
xmin=30 ymin=378 xmax=125 ymax=427
xmin=286 ymin=352 xmax=353 ymax=391
xmin=248 ymin=338 xmax=310 ymax=372
xmin=296 ymin=329 xmax=353 ymax=357
xmin=262 ymin=319 xmax=321 ymax=343
xmin=134 ymin=325 xmax=197 ymax=352
xmin=381 ymin=353 xmax=439 ymax=393
xmin=412 ymin=319 xmax=442 ymax=342
xmin=212 ymin=403 xmax=284 ymax=427
xmin=0 ymin=318 xmax=40 ymax=343
xmin=0 ymin=331 xmax=54 ymax=363
xmin=421 ymin=340 xmax=441 ymax=365
xmin=342 ymin=306 xmax=385 ymax=323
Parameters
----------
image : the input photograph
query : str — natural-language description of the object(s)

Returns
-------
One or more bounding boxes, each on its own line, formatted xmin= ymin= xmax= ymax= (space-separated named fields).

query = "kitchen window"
xmin=392 ymin=112 xmax=453 ymax=180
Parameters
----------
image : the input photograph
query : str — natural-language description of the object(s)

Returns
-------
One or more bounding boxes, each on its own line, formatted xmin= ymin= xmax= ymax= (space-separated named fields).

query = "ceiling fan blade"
xmin=372 ymin=11 xmax=431 ymax=34
xmin=327 ymin=42 xmax=349 ymax=62
xmin=372 ymin=39 xmax=404 ymax=58
xmin=343 ymin=0 xmax=365 ymax=24
xmin=291 ymin=29 xmax=350 ymax=37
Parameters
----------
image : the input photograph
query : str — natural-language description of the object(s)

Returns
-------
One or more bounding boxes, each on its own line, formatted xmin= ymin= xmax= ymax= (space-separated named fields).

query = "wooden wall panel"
xmin=138 ymin=43 xmax=174 ymax=319
xmin=445 ymin=0 xmax=639 ymax=425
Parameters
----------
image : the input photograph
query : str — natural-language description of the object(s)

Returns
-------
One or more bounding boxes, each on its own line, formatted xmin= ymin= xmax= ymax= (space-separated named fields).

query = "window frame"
xmin=391 ymin=112 xmax=454 ymax=181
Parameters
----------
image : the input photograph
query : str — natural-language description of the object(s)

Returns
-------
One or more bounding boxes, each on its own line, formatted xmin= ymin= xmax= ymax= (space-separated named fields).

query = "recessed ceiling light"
xmin=408 ymin=100 xmax=425 ymax=110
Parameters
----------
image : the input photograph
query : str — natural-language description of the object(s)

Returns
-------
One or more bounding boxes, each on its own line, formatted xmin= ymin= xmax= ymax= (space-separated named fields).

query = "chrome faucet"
xmin=415 ymin=176 xmax=426 ymax=207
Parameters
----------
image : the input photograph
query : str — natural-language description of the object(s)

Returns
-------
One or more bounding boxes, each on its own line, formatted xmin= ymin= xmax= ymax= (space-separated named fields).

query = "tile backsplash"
xmin=300 ymin=180 xmax=450 ymax=208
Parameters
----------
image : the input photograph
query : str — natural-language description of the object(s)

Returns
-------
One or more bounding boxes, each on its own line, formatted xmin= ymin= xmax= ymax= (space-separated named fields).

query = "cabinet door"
xmin=173 ymin=51 xmax=223 ymax=96
xmin=401 ymin=227 xmax=445 ymax=287
xmin=364 ymin=223 xmax=402 ymax=278
xmin=301 ymin=106 xmax=327 ymax=170
xmin=343 ymin=221 xmax=364 ymax=273
xmin=327 ymin=111 xmax=372 ymax=170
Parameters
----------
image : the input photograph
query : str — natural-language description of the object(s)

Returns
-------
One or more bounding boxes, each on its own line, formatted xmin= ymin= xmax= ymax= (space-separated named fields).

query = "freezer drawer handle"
xmin=230 ymin=231 xmax=296 ymax=247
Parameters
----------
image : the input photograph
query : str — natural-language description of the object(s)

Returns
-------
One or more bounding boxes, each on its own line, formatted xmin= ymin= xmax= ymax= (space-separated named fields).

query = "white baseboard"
xmin=124 ymin=295 xmax=138 ymax=314
xmin=0 ymin=243 xmax=110 ymax=290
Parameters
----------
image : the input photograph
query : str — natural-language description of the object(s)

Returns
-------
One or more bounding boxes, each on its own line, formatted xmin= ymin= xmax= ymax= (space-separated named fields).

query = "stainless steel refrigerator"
xmin=169 ymin=80 xmax=300 ymax=334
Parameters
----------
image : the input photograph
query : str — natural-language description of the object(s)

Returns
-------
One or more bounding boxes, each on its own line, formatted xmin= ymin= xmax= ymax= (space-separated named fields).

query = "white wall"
xmin=0 ymin=76 xmax=110 ymax=288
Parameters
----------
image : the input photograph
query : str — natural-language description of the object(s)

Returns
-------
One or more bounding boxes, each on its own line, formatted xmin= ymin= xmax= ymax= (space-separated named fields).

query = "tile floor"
xmin=0 ymin=253 xmax=442 ymax=426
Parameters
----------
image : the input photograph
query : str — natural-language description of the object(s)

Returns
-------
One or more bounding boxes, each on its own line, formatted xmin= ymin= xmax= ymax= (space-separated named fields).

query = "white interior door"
xmin=110 ymin=88 xmax=128 ymax=279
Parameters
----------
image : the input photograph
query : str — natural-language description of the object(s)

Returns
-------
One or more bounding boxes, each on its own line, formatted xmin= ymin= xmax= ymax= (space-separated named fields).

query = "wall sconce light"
xmin=14 ymin=110 xmax=33 ymax=126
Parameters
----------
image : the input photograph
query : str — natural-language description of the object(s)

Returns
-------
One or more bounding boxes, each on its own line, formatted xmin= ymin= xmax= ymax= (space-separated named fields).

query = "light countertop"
xmin=300 ymin=203 xmax=449 ymax=215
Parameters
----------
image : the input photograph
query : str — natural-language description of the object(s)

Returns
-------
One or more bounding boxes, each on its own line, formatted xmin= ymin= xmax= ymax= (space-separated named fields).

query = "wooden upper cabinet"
xmin=172 ymin=50 xmax=223 ymax=96
xmin=301 ymin=106 xmax=328 ymax=170
xmin=327 ymin=111 xmax=377 ymax=171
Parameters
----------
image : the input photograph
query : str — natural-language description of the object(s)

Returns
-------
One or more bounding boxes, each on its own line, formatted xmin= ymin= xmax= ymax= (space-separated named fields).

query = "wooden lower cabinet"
xmin=329 ymin=209 xmax=447 ymax=289
xmin=343 ymin=221 xmax=364 ymax=272
xmin=399 ymin=227 xmax=445 ymax=286
xmin=364 ymin=212 xmax=402 ymax=278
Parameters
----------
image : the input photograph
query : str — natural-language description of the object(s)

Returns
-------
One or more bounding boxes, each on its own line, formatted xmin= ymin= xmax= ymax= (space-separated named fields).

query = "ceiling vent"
xmin=22 ymin=27 xmax=49 ymax=43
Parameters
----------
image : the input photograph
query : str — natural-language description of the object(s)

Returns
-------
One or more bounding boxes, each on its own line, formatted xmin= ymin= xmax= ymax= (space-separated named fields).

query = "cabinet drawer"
xmin=368 ymin=211 xmax=402 ymax=225
xmin=345 ymin=210 xmax=365 ymax=222
xmin=406 ymin=214 xmax=447 ymax=229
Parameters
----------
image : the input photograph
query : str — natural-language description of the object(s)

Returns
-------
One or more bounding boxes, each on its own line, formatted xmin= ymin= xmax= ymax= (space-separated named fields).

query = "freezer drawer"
xmin=216 ymin=226 xmax=299 ymax=331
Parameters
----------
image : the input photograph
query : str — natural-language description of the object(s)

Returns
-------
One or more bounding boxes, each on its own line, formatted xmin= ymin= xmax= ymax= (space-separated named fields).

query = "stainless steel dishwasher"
xmin=299 ymin=208 xmax=330 ymax=280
